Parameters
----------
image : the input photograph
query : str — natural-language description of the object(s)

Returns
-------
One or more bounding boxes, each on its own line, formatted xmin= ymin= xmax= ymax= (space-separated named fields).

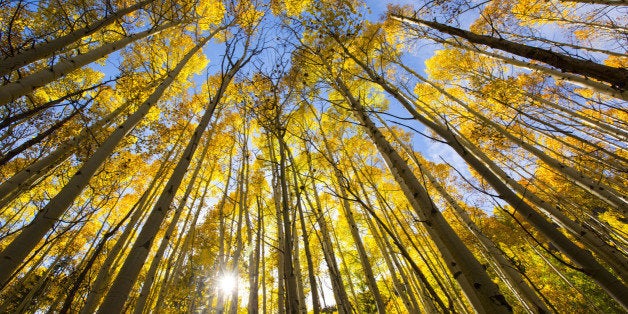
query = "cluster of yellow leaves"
xmin=424 ymin=49 xmax=470 ymax=82
xmin=604 ymin=55 xmax=628 ymax=69
xmin=196 ymin=0 xmax=226 ymax=31
xmin=511 ymin=0 xmax=574 ymax=27
xmin=33 ymin=68 xmax=105 ymax=102
xmin=234 ymin=1 xmax=264 ymax=32
xmin=284 ymin=0 xmax=311 ymax=16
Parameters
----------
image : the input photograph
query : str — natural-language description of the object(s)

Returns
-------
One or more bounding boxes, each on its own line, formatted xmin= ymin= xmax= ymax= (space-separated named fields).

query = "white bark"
xmin=0 ymin=35 xmax=208 ymax=287
xmin=96 ymin=49 xmax=246 ymax=313
xmin=334 ymin=78 xmax=513 ymax=314
xmin=0 ymin=0 xmax=154 ymax=76
xmin=0 ymin=23 xmax=175 ymax=106
xmin=0 ymin=101 xmax=127 ymax=210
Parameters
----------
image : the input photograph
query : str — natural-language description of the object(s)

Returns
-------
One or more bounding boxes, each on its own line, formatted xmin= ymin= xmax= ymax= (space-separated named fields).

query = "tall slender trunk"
xmin=334 ymin=77 xmax=513 ymax=313
xmin=79 ymin=141 xmax=181 ymax=314
xmin=339 ymin=43 xmax=628 ymax=308
xmin=390 ymin=13 xmax=628 ymax=91
xmin=286 ymin=149 xmax=321 ymax=314
xmin=383 ymin=118 xmax=549 ymax=313
xmin=0 ymin=22 xmax=177 ymax=106
xmin=267 ymin=134 xmax=286 ymax=314
xmin=319 ymin=131 xmax=386 ymax=314
xmin=397 ymin=61 xmax=628 ymax=277
xmin=301 ymin=136 xmax=353 ymax=314
xmin=132 ymin=128 xmax=215 ymax=314
xmin=247 ymin=197 xmax=263 ymax=313
xmin=0 ymin=0 xmax=154 ymax=76
xmin=274 ymin=120 xmax=300 ymax=312
xmin=0 ymin=35 xmax=210 ymax=286
xmin=96 ymin=49 xmax=246 ymax=313
xmin=228 ymin=130 xmax=251 ymax=314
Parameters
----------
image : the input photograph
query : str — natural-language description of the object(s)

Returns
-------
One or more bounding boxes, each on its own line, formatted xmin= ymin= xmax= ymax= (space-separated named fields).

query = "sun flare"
xmin=217 ymin=274 xmax=238 ymax=293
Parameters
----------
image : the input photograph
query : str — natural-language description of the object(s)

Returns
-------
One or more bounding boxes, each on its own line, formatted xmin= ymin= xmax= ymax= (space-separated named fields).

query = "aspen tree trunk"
xmin=320 ymin=141 xmax=387 ymax=313
xmin=261 ymin=233 xmax=268 ymax=314
xmin=10 ymin=232 xmax=79 ymax=313
xmin=214 ymin=149 xmax=235 ymax=314
xmin=301 ymin=133 xmax=353 ymax=314
xmin=387 ymin=200 xmax=463 ymax=312
xmin=59 ymin=193 xmax=145 ymax=313
xmin=0 ymin=35 xmax=210 ymax=286
xmin=345 ymin=156 xmax=434 ymax=313
xmin=367 ymin=220 xmax=422 ymax=313
xmin=397 ymin=62 xmax=628 ymax=276
xmin=430 ymin=38 xmax=628 ymax=101
xmin=267 ymin=135 xmax=286 ymax=314
xmin=0 ymin=101 xmax=129 ymax=210
xmin=151 ymin=195 xmax=198 ymax=313
xmin=277 ymin=132 xmax=300 ymax=313
xmin=0 ymin=23 xmax=177 ymax=106
xmin=286 ymin=149 xmax=321 ymax=314
xmin=134 ymin=148 xmax=211 ymax=314
xmin=248 ymin=197 xmax=263 ymax=313
xmin=354 ymin=185 xmax=422 ymax=313
xmin=379 ymin=226 xmax=429 ymax=313
xmin=339 ymin=43 xmax=628 ymax=307
xmin=458 ymin=129 xmax=628 ymax=279
xmin=387 ymin=125 xmax=550 ymax=313
xmin=178 ymin=173 xmax=214 ymax=312
xmin=355 ymin=184 xmax=447 ymax=313
xmin=132 ymin=131 xmax=214 ymax=314
xmin=389 ymin=13 xmax=628 ymax=91
xmin=0 ymin=0 xmax=154 ymax=76
xmin=334 ymin=77 xmax=513 ymax=313
xmin=79 ymin=142 xmax=181 ymax=314
xmin=97 ymin=49 xmax=247 ymax=313
xmin=429 ymin=81 xmax=628 ymax=254
xmin=336 ymin=181 xmax=387 ymax=313
xmin=356 ymin=162 xmax=454 ymax=312
xmin=296 ymin=198 xmax=321 ymax=314
xmin=292 ymin=220 xmax=308 ymax=314
xmin=228 ymin=137 xmax=251 ymax=314
xmin=329 ymin=220 xmax=360 ymax=308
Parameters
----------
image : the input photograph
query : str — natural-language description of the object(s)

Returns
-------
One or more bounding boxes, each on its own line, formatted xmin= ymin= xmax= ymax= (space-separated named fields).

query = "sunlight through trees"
xmin=0 ymin=0 xmax=626 ymax=312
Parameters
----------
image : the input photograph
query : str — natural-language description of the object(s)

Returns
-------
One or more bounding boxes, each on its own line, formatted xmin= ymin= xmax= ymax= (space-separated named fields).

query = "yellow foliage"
xmin=424 ymin=49 xmax=474 ymax=82
xmin=197 ymin=0 xmax=226 ymax=30
xmin=604 ymin=55 xmax=628 ymax=69
xmin=284 ymin=0 xmax=310 ymax=16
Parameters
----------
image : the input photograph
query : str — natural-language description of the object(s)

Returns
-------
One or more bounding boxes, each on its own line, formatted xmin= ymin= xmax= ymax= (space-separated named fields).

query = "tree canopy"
xmin=0 ymin=0 xmax=626 ymax=312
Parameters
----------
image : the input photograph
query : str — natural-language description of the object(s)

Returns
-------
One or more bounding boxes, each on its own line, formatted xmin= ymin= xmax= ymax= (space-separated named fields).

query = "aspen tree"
xmin=318 ymin=126 xmax=387 ymax=314
xmin=0 ymin=0 xmax=154 ymax=77
xmin=331 ymin=75 xmax=513 ymax=313
xmin=132 ymin=124 xmax=216 ymax=314
xmin=0 ymin=34 xmax=213 ymax=287
xmin=332 ymin=36 xmax=628 ymax=308
xmin=0 ymin=23 xmax=178 ymax=106
xmin=389 ymin=12 xmax=628 ymax=92
xmin=97 ymin=40 xmax=253 ymax=313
